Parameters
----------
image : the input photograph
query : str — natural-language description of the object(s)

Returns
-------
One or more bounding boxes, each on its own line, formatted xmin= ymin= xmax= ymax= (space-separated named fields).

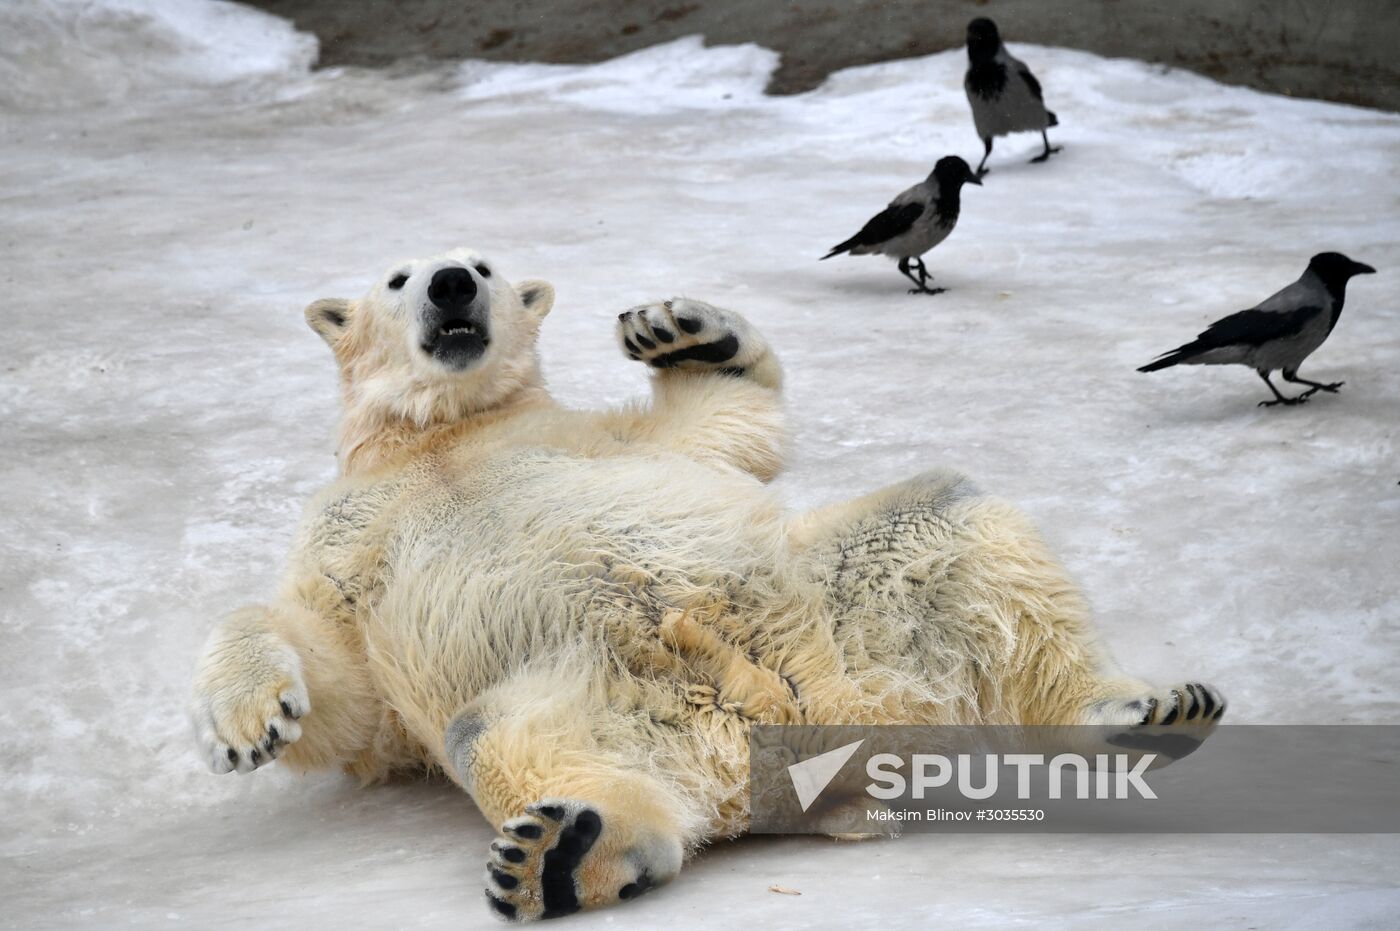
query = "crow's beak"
xmin=967 ymin=173 xmax=983 ymax=186
xmin=1352 ymin=261 xmax=1377 ymax=275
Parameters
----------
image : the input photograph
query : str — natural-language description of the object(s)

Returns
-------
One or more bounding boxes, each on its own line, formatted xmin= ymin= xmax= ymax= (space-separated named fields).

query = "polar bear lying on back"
xmin=192 ymin=248 xmax=1224 ymax=921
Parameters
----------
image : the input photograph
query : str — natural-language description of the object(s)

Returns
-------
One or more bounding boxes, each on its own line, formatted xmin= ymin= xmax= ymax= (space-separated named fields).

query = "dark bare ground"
xmin=245 ymin=0 xmax=1400 ymax=111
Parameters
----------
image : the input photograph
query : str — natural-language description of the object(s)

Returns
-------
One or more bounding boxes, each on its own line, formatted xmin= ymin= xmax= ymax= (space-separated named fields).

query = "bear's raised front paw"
xmin=191 ymin=630 xmax=308 ymax=774
xmin=484 ymin=799 xmax=681 ymax=921
xmin=617 ymin=298 xmax=769 ymax=379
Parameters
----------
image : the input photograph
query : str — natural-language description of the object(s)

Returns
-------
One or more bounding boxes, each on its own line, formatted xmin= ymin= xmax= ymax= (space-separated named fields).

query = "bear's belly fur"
xmin=295 ymin=445 xmax=810 ymax=769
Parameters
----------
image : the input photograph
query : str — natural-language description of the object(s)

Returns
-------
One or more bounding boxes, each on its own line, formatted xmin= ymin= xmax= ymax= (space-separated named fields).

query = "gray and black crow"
xmin=1138 ymin=252 xmax=1376 ymax=407
xmin=821 ymin=155 xmax=982 ymax=295
xmin=964 ymin=17 xmax=1059 ymax=176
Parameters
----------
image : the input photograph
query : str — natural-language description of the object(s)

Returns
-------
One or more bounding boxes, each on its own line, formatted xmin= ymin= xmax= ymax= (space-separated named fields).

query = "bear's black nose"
xmin=428 ymin=266 xmax=478 ymax=311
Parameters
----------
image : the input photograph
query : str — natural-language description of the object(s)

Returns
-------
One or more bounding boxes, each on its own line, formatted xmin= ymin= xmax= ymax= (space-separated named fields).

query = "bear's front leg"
xmin=609 ymin=298 xmax=787 ymax=480
xmin=191 ymin=605 xmax=309 ymax=773
xmin=191 ymin=601 xmax=376 ymax=774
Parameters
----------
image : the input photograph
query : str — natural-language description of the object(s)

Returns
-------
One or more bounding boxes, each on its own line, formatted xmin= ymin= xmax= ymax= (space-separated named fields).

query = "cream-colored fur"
xmin=191 ymin=248 xmax=1223 ymax=921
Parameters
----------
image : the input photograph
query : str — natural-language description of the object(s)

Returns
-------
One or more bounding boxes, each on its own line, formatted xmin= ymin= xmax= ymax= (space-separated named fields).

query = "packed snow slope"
xmin=2 ymin=1 xmax=1399 ymax=927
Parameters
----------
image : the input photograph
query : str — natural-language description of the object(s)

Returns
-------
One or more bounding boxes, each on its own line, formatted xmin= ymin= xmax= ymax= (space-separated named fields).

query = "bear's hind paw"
xmin=484 ymin=798 xmax=681 ymax=921
xmin=1088 ymin=682 xmax=1226 ymax=765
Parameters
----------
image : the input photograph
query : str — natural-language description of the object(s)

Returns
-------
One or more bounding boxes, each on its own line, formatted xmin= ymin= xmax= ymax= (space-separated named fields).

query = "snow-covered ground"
xmin=3 ymin=1 xmax=1399 ymax=927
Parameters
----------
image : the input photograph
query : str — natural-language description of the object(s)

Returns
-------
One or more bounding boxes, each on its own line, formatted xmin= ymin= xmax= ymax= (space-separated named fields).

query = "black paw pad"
xmin=619 ymin=871 xmax=655 ymax=900
xmin=676 ymin=316 xmax=702 ymax=334
xmin=1136 ymin=697 xmax=1158 ymax=726
xmin=539 ymin=808 xmax=603 ymax=919
xmin=489 ymin=867 xmax=519 ymax=890
xmin=1182 ymin=686 xmax=1200 ymax=720
xmin=649 ymin=333 xmax=740 ymax=369
xmin=487 ymin=893 xmax=517 ymax=920
xmin=530 ymin=803 xmax=566 ymax=822
xmin=1193 ymin=685 xmax=1216 ymax=720
xmin=1160 ymin=691 xmax=1182 ymax=726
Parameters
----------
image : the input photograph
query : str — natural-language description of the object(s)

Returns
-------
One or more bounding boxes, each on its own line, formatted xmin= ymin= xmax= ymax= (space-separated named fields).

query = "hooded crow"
xmin=821 ymin=155 xmax=982 ymax=295
xmin=964 ymin=17 xmax=1060 ymax=176
xmin=1138 ymin=252 xmax=1376 ymax=406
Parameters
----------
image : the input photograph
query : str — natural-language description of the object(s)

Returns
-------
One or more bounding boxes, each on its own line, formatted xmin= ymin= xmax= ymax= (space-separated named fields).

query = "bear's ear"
xmin=515 ymin=280 xmax=555 ymax=320
xmin=305 ymin=298 xmax=352 ymax=346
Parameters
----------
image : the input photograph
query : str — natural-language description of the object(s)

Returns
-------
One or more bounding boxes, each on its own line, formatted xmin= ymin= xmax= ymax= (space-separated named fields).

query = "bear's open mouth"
xmin=439 ymin=319 xmax=480 ymax=338
xmin=422 ymin=315 xmax=491 ymax=370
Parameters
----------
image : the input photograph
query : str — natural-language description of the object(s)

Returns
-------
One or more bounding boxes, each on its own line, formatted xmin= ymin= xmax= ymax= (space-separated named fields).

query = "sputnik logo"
xmin=786 ymin=739 xmax=864 ymax=812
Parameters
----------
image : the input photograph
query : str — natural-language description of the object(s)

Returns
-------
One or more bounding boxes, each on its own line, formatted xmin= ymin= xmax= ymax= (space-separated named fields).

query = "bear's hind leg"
xmin=931 ymin=496 xmax=1230 ymax=745
xmin=443 ymin=672 xmax=703 ymax=921
xmin=791 ymin=469 xmax=1227 ymax=744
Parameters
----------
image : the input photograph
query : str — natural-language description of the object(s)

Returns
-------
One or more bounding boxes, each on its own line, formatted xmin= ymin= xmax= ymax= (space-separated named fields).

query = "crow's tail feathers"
xmin=821 ymin=239 xmax=855 ymax=261
xmin=1137 ymin=355 xmax=1180 ymax=373
xmin=1137 ymin=344 xmax=1197 ymax=373
xmin=1046 ymin=110 xmax=1059 ymax=127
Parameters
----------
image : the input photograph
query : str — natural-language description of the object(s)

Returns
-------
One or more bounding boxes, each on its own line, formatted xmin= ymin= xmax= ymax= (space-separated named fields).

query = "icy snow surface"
xmin=2 ymin=0 xmax=1399 ymax=927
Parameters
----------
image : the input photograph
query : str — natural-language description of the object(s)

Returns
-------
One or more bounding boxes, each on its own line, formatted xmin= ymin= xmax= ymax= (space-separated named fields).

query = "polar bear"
xmin=191 ymin=247 xmax=1224 ymax=921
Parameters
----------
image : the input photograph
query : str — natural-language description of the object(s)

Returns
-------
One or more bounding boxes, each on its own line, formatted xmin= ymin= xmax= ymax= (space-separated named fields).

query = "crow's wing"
xmin=1193 ymin=305 xmax=1322 ymax=348
xmin=849 ymin=201 xmax=925 ymax=246
xmin=822 ymin=201 xmax=925 ymax=258
xmin=1138 ymin=304 xmax=1323 ymax=371
xmin=1017 ymin=63 xmax=1043 ymax=101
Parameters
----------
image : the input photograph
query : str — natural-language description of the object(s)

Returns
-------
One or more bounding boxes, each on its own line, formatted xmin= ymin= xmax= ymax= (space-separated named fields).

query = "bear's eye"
xmin=474 ymin=264 xmax=491 ymax=278
xmin=388 ymin=273 xmax=409 ymax=290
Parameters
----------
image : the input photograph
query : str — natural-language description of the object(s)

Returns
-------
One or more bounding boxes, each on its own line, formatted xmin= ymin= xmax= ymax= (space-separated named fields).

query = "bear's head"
xmin=305 ymin=248 xmax=555 ymax=470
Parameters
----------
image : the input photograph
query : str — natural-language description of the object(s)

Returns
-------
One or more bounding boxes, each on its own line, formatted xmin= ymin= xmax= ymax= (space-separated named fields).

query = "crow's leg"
xmin=916 ymin=258 xmax=945 ymax=294
xmin=897 ymin=257 xmax=922 ymax=288
xmin=1029 ymin=129 xmax=1063 ymax=163
xmin=1282 ymin=370 xmax=1344 ymax=399
xmin=900 ymin=257 xmax=944 ymax=296
xmin=1257 ymin=370 xmax=1307 ymax=407
xmin=975 ymin=136 xmax=993 ymax=177
xmin=912 ymin=256 xmax=946 ymax=292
